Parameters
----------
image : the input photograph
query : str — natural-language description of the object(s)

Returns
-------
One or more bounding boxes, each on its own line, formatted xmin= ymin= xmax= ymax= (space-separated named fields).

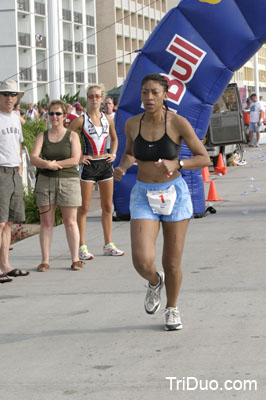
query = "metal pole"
xmin=47 ymin=0 xmax=61 ymax=99
xmin=254 ymin=52 xmax=259 ymax=97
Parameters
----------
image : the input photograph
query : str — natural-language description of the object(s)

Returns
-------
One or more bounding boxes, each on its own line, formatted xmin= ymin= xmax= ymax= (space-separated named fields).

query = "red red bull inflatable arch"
xmin=113 ymin=0 xmax=266 ymax=218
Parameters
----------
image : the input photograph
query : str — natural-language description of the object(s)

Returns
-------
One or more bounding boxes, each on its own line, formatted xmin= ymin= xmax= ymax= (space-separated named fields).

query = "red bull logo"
xmin=163 ymin=34 xmax=206 ymax=105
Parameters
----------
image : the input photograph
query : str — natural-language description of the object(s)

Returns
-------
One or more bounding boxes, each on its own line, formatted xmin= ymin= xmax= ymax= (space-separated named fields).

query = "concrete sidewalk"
xmin=1 ymin=145 xmax=266 ymax=400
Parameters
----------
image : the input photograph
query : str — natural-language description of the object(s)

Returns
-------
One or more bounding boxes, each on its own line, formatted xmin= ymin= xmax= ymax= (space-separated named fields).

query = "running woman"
xmin=114 ymin=73 xmax=210 ymax=330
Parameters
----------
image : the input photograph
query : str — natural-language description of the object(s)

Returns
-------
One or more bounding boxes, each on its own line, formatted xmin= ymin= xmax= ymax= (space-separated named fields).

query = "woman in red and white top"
xmin=70 ymin=85 xmax=124 ymax=259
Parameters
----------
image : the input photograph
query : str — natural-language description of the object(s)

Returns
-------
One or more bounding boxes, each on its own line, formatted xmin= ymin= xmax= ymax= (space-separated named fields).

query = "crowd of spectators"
xmin=14 ymin=95 xmax=118 ymax=128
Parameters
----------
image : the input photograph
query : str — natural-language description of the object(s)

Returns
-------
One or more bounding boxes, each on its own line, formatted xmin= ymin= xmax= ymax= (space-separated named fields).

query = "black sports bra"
xmin=133 ymin=111 xmax=181 ymax=162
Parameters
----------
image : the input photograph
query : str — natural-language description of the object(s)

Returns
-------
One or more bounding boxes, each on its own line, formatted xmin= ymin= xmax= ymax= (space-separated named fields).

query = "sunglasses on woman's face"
xmin=49 ymin=111 xmax=63 ymax=116
xmin=88 ymin=94 xmax=101 ymax=99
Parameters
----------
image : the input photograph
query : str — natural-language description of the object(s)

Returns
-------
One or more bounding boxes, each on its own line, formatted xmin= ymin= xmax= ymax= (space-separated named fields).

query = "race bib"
xmin=146 ymin=185 xmax=177 ymax=215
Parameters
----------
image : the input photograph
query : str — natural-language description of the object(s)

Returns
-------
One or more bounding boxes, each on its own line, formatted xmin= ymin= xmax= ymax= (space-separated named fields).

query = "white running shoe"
xmin=103 ymin=242 xmax=125 ymax=256
xmin=79 ymin=245 xmax=94 ymax=260
xmin=144 ymin=271 xmax=165 ymax=314
xmin=164 ymin=307 xmax=183 ymax=331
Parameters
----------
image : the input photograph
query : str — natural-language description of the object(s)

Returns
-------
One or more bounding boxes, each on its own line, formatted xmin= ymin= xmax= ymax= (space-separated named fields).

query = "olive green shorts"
xmin=0 ymin=166 xmax=25 ymax=223
xmin=35 ymin=174 xmax=82 ymax=207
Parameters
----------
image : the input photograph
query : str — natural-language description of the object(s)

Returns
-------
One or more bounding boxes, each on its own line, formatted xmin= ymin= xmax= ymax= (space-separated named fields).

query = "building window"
xmin=63 ymin=9 xmax=72 ymax=22
xmin=20 ymin=67 xmax=32 ymax=81
xmin=75 ymin=42 xmax=83 ymax=54
xmin=35 ymin=2 xmax=46 ymax=16
xmin=35 ymin=34 xmax=46 ymax=48
xmin=65 ymin=71 xmax=74 ymax=82
xmin=74 ymin=11 xmax=83 ymax=24
xmin=87 ymin=44 xmax=95 ymax=55
xmin=18 ymin=32 xmax=31 ymax=47
xmin=37 ymin=69 xmax=47 ymax=81
xmin=86 ymin=15 xmax=94 ymax=27
xmin=88 ymin=72 xmax=96 ymax=83
xmin=17 ymin=0 xmax=30 ymax=12
xmin=64 ymin=40 xmax=73 ymax=52
xmin=76 ymin=72 xmax=85 ymax=83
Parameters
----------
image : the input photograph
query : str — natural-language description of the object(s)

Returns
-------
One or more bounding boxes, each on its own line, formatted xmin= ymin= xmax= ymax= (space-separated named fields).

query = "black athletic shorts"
xmin=80 ymin=159 xmax=113 ymax=183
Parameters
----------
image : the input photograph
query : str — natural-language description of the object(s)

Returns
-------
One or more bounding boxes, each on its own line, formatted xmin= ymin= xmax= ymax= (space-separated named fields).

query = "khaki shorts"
xmin=0 ymin=166 xmax=25 ymax=223
xmin=35 ymin=174 xmax=82 ymax=207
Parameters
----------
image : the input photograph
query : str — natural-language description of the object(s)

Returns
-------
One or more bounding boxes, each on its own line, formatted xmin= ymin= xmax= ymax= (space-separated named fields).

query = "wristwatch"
xmin=178 ymin=159 xmax=184 ymax=170
xmin=112 ymin=153 xmax=116 ymax=158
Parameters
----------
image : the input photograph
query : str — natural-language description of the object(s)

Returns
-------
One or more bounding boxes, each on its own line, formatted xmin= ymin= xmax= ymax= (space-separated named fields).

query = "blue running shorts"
xmin=130 ymin=175 xmax=193 ymax=222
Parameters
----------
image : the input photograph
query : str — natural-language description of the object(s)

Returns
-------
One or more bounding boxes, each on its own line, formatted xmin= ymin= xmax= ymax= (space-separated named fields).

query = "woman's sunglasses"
xmin=49 ymin=111 xmax=63 ymax=116
xmin=88 ymin=94 xmax=101 ymax=99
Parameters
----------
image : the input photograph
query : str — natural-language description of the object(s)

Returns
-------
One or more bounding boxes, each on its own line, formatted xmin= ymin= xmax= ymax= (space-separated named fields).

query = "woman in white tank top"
xmin=69 ymin=85 xmax=124 ymax=259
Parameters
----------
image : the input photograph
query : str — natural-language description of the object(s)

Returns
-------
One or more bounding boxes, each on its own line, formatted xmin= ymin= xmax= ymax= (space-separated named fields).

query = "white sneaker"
xmin=144 ymin=271 xmax=164 ymax=314
xmin=79 ymin=245 xmax=94 ymax=260
xmin=103 ymin=242 xmax=125 ymax=256
xmin=164 ymin=307 xmax=183 ymax=331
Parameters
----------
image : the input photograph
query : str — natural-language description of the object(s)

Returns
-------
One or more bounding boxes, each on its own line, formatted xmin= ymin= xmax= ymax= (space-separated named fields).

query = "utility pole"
xmin=254 ymin=52 xmax=259 ymax=97
xmin=47 ymin=0 xmax=61 ymax=99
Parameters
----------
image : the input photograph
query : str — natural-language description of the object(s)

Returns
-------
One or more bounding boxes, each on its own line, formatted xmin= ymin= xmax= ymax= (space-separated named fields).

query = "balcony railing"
xmin=17 ymin=0 xmax=30 ymax=12
xmin=74 ymin=11 xmax=82 ymax=24
xmin=86 ymin=15 xmax=94 ymax=27
xmin=76 ymin=72 xmax=84 ymax=83
xmin=75 ymin=42 xmax=83 ymax=54
xmin=87 ymin=44 xmax=95 ymax=55
xmin=88 ymin=72 xmax=96 ymax=84
xmin=62 ymin=9 xmax=71 ymax=22
xmin=35 ymin=35 xmax=46 ymax=48
xmin=37 ymin=69 xmax=47 ymax=81
xmin=18 ymin=32 xmax=31 ymax=47
xmin=65 ymin=71 xmax=74 ymax=82
xmin=19 ymin=67 xmax=32 ymax=81
xmin=35 ymin=2 xmax=45 ymax=15
xmin=63 ymin=40 xmax=73 ymax=52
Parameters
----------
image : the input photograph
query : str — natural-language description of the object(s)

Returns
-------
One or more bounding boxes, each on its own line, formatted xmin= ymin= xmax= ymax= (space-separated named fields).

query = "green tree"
xmin=22 ymin=119 xmax=47 ymax=153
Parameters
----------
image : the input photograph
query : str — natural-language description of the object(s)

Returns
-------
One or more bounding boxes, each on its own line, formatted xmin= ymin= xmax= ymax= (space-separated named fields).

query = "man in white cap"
xmin=0 ymin=80 xmax=30 ymax=283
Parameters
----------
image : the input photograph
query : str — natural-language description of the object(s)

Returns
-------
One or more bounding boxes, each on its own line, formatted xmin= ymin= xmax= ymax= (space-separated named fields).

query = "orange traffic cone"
xmin=206 ymin=180 xmax=222 ymax=201
xmin=202 ymin=166 xmax=210 ymax=183
xmin=215 ymin=153 xmax=227 ymax=175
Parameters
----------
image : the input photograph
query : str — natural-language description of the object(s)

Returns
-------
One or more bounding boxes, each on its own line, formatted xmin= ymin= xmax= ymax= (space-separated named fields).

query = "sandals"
xmin=37 ymin=263 xmax=50 ymax=272
xmin=6 ymin=268 xmax=30 ymax=277
xmin=37 ymin=261 xmax=84 ymax=271
xmin=36 ymin=261 xmax=85 ymax=276
xmin=71 ymin=261 xmax=84 ymax=271
xmin=0 ymin=273 xmax=13 ymax=284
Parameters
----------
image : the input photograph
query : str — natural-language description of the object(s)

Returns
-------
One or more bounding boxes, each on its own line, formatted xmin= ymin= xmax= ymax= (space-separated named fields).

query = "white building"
xmin=0 ymin=0 xmax=97 ymax=103
xmin=231 ymin=47 xmax=266 ymax=100
xmin=96 ymin=0 xmax=170 ymax=91
xmin=1 ymin=0 xmax=264 ymax=104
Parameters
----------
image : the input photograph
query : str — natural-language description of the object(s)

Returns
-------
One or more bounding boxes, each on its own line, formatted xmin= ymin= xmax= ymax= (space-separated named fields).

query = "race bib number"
xmin=146 ymin=185 xmax=177 ymax=215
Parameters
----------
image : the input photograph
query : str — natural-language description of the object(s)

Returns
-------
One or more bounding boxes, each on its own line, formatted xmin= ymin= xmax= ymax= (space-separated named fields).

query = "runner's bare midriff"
xmin=136 ymin=160 xmax=180 ymax=183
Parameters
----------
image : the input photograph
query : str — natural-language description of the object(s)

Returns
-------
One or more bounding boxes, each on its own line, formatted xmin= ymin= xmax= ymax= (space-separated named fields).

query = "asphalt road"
xmin=1 ymin=145 xmax=265 ymax=400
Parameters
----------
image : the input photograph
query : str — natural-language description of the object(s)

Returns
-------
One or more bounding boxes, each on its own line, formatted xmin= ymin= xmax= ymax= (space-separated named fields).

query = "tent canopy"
xmin=107 ymin=85 xmax=123 ymax=97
